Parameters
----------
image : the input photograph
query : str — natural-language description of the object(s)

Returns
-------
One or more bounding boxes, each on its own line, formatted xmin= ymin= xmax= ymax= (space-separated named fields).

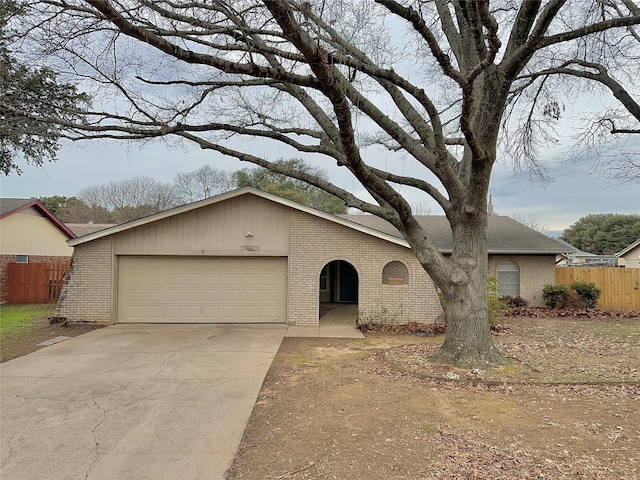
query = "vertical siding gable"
xmin=113 ymin=195 xmax=291 ymax=255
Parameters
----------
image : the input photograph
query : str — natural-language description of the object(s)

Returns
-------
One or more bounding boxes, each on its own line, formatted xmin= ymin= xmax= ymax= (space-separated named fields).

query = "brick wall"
xmin=288 ymin=212 xmax=443 ymax=326
xmin=0 ymin=254 xmax=71 ymax=303
xmin=488 ymin=255 xmax=556 ymax=307
xmin=55 ymin=238 xmax=113 ymax=322
xmin=52 ymin=207 xmax=556 ymax=324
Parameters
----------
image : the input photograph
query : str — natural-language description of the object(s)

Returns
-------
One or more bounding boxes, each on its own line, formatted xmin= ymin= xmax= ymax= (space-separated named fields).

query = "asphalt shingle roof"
xmin=65 ymin=223 xmax=118 ymax=237
xmin=0 ymin=198 xmax=36 ymax=216
xmin=342 ymin=214 xmax=569 ymax=254
xmin=65 ymin=187 xmax=569 ymax=255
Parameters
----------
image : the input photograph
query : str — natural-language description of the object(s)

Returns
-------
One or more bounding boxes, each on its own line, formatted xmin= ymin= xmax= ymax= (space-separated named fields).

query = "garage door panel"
xmin=202 ymin=305 xmax=222 ymax=317
xmin=184 ymin=274 xmax=203 ymax=286
xmin=176 ymin=306 xmax=202 ymax=319
xmin=203 ymin=274 xmax=222 ymax=287
xmin=145 ymin=289 xmax=166 ymax=302
xmin=223 ymin=305 xmax=242 ymax=317
xmin=203 ymin=290 xmax=222 ymax=302
xmin=181 ymin=289 xmax=202 ymax=302
xmin=242 ymin=306 xmax=261 ymax=317
xmin=163 ymin=276 xmax=184 ymax=287
xmin=126 ymin=290 xmax=145 ymax=302
xmin=241 ymin=275 xmax=260 ymax=286
xmin=223 ymin=287 xmax=244 ymax=302
xmin=118 ymin=256 xmax=287 ymax=324
xmin=144 ymin=305 xmax=168 ymax=317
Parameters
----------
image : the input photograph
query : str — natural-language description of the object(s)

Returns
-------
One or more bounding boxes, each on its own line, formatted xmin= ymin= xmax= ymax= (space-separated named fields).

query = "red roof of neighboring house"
xmin=0 ymin=198 xmax=76 ymax=239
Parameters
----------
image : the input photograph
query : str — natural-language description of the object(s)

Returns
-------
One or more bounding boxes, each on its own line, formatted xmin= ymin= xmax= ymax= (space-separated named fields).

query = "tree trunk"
xmin=433 ymin=215 xmax=503 ymax=368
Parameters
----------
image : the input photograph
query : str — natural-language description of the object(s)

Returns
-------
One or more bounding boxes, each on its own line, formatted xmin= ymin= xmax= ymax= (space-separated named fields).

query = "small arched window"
xmin=497 ymin=260 xmax=520 ymax=297
xmin=382 ymin=261 xmax=409 ymax=285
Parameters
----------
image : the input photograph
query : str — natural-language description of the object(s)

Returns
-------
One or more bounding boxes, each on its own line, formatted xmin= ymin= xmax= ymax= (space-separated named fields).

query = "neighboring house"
xmin=555 ymin=239 xmax=618 ymax=267
xmin=56 ymin=188 xmax=566 ymax=325
xmin=0 ymin=198 xmax=76 ymax=302
xmin=66 ymin=223 xmax=118 ymax=237
xmin=617 ymin=238 xmax=640 ymax=268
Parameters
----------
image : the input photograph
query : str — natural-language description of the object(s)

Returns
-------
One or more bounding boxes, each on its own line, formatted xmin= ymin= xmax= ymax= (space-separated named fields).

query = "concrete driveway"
xmin=0 ymin=324 xmax=287 ymax=480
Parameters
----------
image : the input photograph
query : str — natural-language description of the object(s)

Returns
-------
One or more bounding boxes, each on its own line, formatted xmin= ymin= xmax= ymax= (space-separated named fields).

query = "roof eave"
xmin=616 ymin=238 xmax=640 ymax=257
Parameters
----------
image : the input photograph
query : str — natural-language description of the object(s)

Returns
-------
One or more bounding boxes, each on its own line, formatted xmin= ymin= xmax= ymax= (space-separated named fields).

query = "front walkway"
xmin=286 ymin=305 xmax=364 ymax=338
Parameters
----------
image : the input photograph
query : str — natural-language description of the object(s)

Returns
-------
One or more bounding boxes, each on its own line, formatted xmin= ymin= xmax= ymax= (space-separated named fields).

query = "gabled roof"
xmin=0 ymin=198 xmax=75 ymax=239
xmin=343 ymin=214 xmax=568 ymax=254
xmin=68 ymin=187 xmax=408 ymax=248
xmin=554 ymin=238 xmax=589 ymax=254
xmin=67 ymin=187 xmax=567 ymax=254
xmin=617 ymin=238 xmax=640 ymax=257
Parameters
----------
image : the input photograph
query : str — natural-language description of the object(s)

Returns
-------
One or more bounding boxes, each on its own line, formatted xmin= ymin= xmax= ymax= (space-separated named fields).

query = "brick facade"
xmin=288 ymin=212 xmax=442 ymax=326
xmin=55 ymin=238 xmax=113 ymax=322
xmin=55 ymin=193 xmax=557 ymax=324
xmin=1 ymin=254 xmax=71 ymax=303
xmin=488 ymin=255 xmax=556 ymax=307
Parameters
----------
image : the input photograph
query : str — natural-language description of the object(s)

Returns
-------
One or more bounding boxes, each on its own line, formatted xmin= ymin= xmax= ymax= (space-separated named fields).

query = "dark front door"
xmin=339 ymin=261 xmax=358 ymax=303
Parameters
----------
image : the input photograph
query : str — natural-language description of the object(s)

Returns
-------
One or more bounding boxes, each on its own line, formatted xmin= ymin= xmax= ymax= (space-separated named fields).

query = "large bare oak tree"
xmin=9 ymin=0 xmax=640 ymax=366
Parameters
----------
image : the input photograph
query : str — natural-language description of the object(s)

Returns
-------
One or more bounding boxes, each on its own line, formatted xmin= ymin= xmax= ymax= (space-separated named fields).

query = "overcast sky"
xmin=1 ymin=133 xmax=638 ymax=233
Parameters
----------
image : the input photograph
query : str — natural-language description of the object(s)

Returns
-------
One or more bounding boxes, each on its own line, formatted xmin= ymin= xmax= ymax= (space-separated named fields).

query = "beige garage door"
xmin=118 ymin=256 xmax=287 ymax=323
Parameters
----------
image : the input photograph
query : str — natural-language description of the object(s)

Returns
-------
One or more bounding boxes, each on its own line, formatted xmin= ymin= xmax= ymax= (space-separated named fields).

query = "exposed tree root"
xmin=433 ymin=344 xmax=505 ymax=368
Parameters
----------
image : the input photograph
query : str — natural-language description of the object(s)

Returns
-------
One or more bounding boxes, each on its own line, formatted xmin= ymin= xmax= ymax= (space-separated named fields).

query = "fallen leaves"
xmin=505 ymin=307 xmax=640 ymax=318
xmin=228 ymin=318 xmax=640 ymax=480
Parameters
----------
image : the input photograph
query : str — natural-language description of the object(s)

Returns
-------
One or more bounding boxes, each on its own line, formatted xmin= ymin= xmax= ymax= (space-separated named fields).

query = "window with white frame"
xmin=15 ymin=255 xmax=29 ymax=263
xmin=497 ymin=260 xmax=520 ymax=297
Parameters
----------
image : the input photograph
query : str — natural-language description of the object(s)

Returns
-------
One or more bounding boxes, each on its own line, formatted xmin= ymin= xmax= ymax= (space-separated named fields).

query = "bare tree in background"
xmin=173 ymin=165 xmax=234 ymax=204
xmin=78 ymin=176 xmax=176 ymax=222
xmin=509 ymin=212 xmax=550 ymax=235
xmin=9 ymin=1 xmax=640 ymax=366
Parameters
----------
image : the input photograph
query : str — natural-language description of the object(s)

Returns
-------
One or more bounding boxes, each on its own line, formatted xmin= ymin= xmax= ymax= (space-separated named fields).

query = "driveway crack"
xmin=153 ymin=346 xmax=194 ymax=379
xmin=0 ymin=432 xmax=18 ymax=469
xmin=84 ymin=394 xmax=107 ymax=480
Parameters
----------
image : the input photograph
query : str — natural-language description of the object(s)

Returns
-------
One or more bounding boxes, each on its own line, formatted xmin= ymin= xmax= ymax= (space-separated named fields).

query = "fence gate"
xmin=7 ymin=262 xmax=69 ymax=304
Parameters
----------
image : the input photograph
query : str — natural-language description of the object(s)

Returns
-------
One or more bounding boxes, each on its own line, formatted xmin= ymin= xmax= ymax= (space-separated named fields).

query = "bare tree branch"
xmin=8 ymin=0 xmax=640 ymax=366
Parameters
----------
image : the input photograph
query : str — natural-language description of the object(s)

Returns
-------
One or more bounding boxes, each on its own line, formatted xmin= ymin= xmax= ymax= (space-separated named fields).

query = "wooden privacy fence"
xmin=7 ymin=262 xmax=69 ymax=304
xmin=556 ymin=267 xmax=640 ymax=311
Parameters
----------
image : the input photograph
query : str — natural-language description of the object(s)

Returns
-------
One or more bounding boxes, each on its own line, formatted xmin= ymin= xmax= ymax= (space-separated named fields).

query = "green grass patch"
xmin=0 ymin=304 xmax=56 ymax=339
xmin=421 ymin=424 xmax=438 ymax=435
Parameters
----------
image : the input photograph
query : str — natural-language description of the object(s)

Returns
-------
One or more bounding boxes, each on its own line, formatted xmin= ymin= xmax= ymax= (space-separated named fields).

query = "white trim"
xmin=616 ymin=238 xmax=640 ymax=257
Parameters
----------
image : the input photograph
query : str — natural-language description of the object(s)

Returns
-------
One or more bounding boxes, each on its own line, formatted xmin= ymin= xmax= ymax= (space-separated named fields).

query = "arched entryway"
xmin=319 ymin=260 xmax=359 ymax=305
xmin=319 ymin=260 xmax=359 ymax=324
